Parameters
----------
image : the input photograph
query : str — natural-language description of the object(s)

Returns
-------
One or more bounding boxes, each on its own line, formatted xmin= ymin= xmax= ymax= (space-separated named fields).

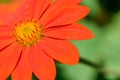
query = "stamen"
xmin=13 ymin=19 xmax=43 ymax=46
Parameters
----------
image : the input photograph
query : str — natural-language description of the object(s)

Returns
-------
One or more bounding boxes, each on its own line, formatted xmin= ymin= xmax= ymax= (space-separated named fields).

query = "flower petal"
xmin=0 ymin=25 xmax=13 ymax=40
xmin=22 ymin=0 xmax=34 ymax=18
xmin=0 ymin=0 xmax=23 ymax=25
xmin=0 ymin=0 xmax=21 ymax=25
xmin=0 ymin=39 xmax=15 ymax=51
xmin=55 ymin=0 xmax=82 ymax=4
xmin=43 ymin=24 xmax=94 ymax=40
xmin=32 ymin=0 xmax=50 ymax=20
xmin=0 ymin=43 xmax=22 ymax=80
xmin=43 ymin=5 xmax=90 ymax=28
xmin=12 ymin=47 xmax=32 ymax=80
xmin=40 ymin=0 xmax=82 ymax=25
xmin=39 ymin=38 xmax=79 ymax=65
xmin=0 ymin=25 xmax=15 ymax=51
xmin=30 ymin=44 xmax=56 ymax=80
xmin=1 ymin=0 xmax=50 ymax=26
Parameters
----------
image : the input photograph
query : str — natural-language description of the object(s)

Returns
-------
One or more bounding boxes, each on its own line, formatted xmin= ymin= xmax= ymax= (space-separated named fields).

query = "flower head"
xmin=0 ymin=0 xmax=94 ymax=80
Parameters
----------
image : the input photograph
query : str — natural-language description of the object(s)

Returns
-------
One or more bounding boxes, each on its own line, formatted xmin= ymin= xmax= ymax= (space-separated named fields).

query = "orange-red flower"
xmin=0 ymin=0 xmax=94 ymax=80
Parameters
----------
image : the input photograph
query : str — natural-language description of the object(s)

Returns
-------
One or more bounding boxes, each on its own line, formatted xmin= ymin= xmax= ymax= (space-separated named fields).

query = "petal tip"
xmin=68 ymin=56 xmax=80 ymax=65
xmin=89 ymin=32 xmax=95 ymax=39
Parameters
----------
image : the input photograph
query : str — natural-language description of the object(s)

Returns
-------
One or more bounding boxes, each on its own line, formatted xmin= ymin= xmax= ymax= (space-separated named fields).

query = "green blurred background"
xmin=1 ymin=0 xmax=120 ymax=80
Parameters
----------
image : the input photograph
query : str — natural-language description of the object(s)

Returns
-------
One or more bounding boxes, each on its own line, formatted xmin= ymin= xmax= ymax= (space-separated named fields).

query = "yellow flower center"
xmin=14 ymin=20 xmax=43 ymax=47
